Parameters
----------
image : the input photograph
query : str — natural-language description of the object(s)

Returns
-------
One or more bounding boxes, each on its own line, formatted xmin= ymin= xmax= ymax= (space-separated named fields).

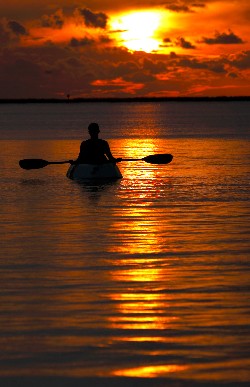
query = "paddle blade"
xmin=19 ymin=158 xmax=49 ymax=170
xmin=142 ymin=154 xmax=173 ymax=164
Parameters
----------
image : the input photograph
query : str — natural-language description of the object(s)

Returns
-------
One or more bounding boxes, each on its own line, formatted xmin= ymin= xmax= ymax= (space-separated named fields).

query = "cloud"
xmin=176 ymin=37 xmax=196 ymax=49
xmin=208 ymin=63 xmax=226 ymax=74
xmin=227 ymin=72 xmax=238 ymax=79
xmin=41 ymin=10 xmax=64 ymax=29
xmin=70 ymin=37 xmax=95 ymax=47
xmin=69 ymin=34 xmax=113 ymax=48
xmin=142 ymin=58 xmax=167 ymax=74
xmin=178 ymin=57 xmax=208 ymax=69
xmin=8 ymin=20 xmax=28 ymax=35
xmin=0 ymin=20 xmax=11 ymax=44
xmin=164 ymin=1 xmax=195 ymax=13
xmin=201 ymin=30 xmax=244 ymax=45
xmin=162 ymin=36 xmax=196 ymax=49
xmin=161 ymin=37 xmax=173 ymax=48
xmin=228 ymin=50 xmax=250 ymax=69
xmin=107 ymin=60 xmax=156 ymax=84
xmin=91 ymin=77 xmax=144 ymax=95
xmin=99 ymin=35 xmax=113 ymax=44
xmin=0 ymin=18 xmax=29 ymax=45
xmin=177 ymin=57 xmax=227 ymax=73
xmin=163 ymin=37 xmax=172 ymax=44
xmin=191 ymin=3 xmax=206 ymax=8
xmin=79 ymin=8 xmax=108 ymax=29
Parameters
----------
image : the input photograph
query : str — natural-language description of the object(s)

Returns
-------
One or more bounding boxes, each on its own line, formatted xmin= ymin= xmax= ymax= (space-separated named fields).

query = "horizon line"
xmin=0 ymin=96 xmax=249 ymax=103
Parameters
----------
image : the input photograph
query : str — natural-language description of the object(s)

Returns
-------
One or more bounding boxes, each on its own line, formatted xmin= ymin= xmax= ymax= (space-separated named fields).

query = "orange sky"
xmin=0 ymin=0 xmax=249 ymax=98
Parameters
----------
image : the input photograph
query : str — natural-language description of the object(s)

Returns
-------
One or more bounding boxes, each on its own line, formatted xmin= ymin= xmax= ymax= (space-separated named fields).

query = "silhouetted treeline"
xmin=0 ymin=96 xmax=249 ymax=103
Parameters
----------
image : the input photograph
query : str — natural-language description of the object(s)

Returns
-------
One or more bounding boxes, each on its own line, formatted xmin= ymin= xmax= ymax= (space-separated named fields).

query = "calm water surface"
xmin=0 ymin=102 xmax=249 ymax=386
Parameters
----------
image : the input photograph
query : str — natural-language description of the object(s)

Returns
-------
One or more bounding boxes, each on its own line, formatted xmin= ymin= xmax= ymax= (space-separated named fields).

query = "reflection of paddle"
xmin=19 ymin=154 xmax=173 ymax=170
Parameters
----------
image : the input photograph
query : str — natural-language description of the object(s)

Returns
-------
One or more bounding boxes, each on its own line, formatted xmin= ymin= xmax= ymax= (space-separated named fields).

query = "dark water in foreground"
xmin=0 ymin=102 xmax=249 ymax=386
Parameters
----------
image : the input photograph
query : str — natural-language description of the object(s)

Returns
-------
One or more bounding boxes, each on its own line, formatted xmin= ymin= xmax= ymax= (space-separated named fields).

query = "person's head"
xmin=88 ymin=123 xmax=100 ymax=138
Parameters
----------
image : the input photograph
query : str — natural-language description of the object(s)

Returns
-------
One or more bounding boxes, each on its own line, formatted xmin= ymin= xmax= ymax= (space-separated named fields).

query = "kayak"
xmin=66 ymin=163 xmax=123 ymax=180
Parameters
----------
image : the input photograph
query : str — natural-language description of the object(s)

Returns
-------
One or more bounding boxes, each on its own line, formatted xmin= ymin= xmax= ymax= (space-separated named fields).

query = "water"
xmin=0 ymin=102 xmax=249 ymax=386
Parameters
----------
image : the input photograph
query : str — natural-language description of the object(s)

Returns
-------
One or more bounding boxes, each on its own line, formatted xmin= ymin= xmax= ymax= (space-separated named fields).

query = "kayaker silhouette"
xmin=73 ymin=123 xmax=121 ymax=165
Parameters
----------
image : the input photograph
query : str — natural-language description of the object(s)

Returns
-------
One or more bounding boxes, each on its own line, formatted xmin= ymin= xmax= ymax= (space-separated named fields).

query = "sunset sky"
xmin=0 ymin=0 xmax=249 ymax=98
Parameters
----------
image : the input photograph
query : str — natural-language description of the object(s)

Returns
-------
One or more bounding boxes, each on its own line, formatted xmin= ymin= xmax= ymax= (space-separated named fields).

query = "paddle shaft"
xmin=121 ymin=158 xmax=142 ymax=161
xmin=46 ymin=161 xmax=71 ymax=165
xmin=19 ymin=154 xmax=173 ymax=170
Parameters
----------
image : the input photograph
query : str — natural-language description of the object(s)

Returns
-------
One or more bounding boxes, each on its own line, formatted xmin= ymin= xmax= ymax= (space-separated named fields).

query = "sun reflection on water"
xmin=108 ymin=262 xmax=183 ymax=376
xmin=113 ymin=364 xmax=188 ymax=377
xmin=102 ymin=138 xmax=185 ymax=377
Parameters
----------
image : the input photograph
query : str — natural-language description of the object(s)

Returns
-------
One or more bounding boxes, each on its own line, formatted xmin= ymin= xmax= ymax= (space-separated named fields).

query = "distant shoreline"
xmin=0 ymin=96 xmax=249 ymax=103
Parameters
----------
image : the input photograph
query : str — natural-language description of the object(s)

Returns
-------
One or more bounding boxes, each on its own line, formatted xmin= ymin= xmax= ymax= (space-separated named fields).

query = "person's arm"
xmin=103 ymin=141 xmax=121 ymax=162
xmin=71 ymin=141 xmax=85 ymax=164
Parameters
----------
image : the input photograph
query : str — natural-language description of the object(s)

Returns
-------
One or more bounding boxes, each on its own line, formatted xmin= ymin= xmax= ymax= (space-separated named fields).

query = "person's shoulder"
xmin=82 ymin=139 xmax=93 ymax=144
xmin=99 ymin=139 xmax=109 ymax=145
xmin=80 ymin=139 xmax=89 ymax=148
xmin=99 ymin=138 xmax=109 ymax=143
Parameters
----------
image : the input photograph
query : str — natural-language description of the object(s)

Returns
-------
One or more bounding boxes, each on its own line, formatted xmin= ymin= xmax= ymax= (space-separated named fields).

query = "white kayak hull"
xmin=67 ymin=163 xmax=123 ymax=180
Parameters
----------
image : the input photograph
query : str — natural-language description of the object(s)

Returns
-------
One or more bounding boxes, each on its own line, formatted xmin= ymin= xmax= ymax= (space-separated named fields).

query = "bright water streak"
xmin=0 ymin=102 xmax=249 ymax=386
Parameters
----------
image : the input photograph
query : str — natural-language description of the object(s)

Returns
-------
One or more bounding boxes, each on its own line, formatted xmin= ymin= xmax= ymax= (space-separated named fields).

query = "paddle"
xmin=19 ymin=154 xmax=173 ymax=170
xmin=121 ymin=154 xmax=173 ymax=164
xmin=19 ymin=159 xmax=72 ymax=170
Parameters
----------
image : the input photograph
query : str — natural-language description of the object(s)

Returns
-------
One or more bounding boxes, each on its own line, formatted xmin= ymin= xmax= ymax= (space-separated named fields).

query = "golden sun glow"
xmin=111 ymin=11 xmax=161 ymax=53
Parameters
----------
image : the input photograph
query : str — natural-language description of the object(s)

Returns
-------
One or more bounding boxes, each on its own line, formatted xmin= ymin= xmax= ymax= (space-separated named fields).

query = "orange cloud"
xmin=91 ymin=77 xmax=144 ymax=95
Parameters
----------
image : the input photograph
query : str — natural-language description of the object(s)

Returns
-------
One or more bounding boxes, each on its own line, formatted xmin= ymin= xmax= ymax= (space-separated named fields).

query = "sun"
xmin=111 ymin=11 xmax=161 ymax=53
